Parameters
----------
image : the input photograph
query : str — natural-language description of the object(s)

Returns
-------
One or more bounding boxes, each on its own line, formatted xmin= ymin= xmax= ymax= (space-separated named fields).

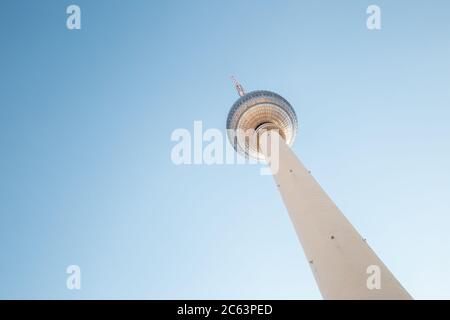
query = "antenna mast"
xmin=231 ymin=76 xmax=245 ymax=97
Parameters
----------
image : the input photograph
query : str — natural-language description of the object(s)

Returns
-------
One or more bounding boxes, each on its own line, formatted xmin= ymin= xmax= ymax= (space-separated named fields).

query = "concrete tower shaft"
xmin=258 ymin=130 xmax=412 ymax=299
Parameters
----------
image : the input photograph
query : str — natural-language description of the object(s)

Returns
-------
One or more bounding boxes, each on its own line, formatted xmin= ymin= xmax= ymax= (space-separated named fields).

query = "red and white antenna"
xmin=231 ymin=76 xmax=245 ymax=97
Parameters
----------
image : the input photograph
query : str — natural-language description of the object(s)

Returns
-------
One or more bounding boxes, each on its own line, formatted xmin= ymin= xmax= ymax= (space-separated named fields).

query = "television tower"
xmin=226 ymin=78 xmax=412 ymax=299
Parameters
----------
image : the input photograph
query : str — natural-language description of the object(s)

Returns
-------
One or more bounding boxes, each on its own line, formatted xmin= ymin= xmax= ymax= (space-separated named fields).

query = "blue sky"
xmin=1 ymin=0 xmax=450 ymax=299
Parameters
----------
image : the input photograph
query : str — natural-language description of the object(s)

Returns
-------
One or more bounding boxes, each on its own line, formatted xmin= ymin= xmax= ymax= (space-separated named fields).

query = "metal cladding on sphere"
xmin=226 ymin=90 xmax=298 ymax=160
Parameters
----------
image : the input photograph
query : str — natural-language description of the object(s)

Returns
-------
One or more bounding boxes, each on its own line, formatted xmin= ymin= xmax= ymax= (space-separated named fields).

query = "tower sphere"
xmin=226 ymin=90 xmax=298 ymax=160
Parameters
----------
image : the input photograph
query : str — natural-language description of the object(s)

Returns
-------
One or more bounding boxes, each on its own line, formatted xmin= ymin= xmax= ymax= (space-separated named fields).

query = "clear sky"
xmin=1 ymin=0 xmax=450 ymax=299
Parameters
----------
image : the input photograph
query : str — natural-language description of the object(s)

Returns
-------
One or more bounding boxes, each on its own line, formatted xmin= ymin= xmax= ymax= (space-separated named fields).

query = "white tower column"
xmin=259 ymin=131 xmax=412 ymax=300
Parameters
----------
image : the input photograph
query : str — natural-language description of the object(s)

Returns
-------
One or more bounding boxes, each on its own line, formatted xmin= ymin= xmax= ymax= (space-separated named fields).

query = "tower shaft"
xmin=259 ymin=131 xmax=412 ymax=299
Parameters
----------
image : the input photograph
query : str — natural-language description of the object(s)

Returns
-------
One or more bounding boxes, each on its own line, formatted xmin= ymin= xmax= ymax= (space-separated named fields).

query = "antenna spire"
xmin=231 ymin=76 xmax=245 ymax=97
